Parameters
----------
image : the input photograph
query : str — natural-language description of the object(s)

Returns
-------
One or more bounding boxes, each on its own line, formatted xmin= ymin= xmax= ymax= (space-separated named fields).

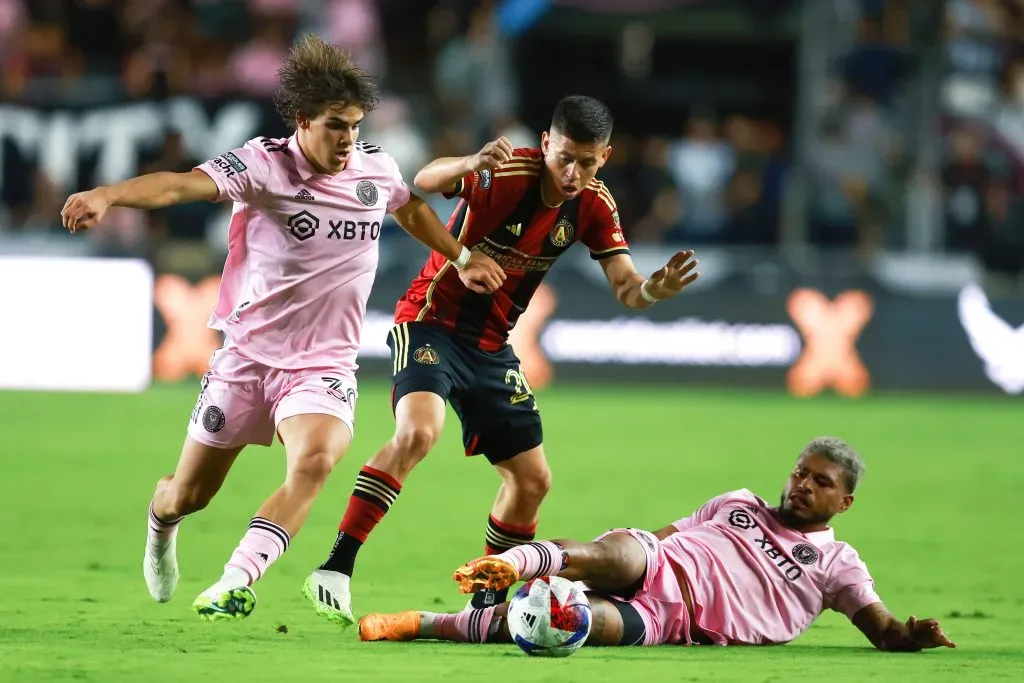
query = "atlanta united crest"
xmin=356 ymin=180 xmax=378 ymax=207
xmin=413 ymin=345 xmax=440 ymax=365
xmin=549 ymin=218 xmax=575 ymax=247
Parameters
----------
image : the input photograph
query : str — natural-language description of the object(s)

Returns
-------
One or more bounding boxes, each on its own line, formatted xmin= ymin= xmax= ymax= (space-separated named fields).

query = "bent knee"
xmin=392 ymin=423 xmax=442 ymax=462
xmin=595 ymin=533 xmax=650 ymax=586
xmin=505 ymin=462 xmax=552 ymax=505
xmin=512 ymin=465 xmax=552 ymax=504
xmin=288 ymin=450 xmax=336 ymax=487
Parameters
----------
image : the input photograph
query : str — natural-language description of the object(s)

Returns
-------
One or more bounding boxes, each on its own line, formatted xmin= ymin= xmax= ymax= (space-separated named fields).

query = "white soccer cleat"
xmin=192 ymin=570 xmax=256 ymax=622
xmin=302 ymin=569 xmax=355 ymax=628
xmin=143 ymin=534 xmax=179 ymax=603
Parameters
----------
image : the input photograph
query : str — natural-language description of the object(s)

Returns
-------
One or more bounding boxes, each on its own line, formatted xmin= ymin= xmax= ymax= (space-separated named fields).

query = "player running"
xmin=305 ymin=95 xmax=700 ymax=626
xmin=359 ymin=437 xmax=957 ymax=652
xmin=60 ymin=34 xmax=504 ymax=621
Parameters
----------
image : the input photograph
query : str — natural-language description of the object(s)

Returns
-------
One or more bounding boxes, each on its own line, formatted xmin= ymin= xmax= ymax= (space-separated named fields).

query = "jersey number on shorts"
xmin=504 ymin=368 xmax=535 ymax=406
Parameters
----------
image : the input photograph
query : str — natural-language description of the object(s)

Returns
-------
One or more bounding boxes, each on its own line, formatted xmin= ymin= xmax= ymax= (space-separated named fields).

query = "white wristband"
xmin=640 ymin=279 xmax=661 ymax=304
xmin=452 ymin=246 xmax=472 ymax=271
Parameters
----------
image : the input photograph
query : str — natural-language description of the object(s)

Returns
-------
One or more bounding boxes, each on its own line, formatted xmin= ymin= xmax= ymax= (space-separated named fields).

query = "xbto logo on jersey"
xmin=286 ymin=211 xmax=382 ymax=242
xmin=727 ymin=507 xmax=805 ymax=581
xmin=327 ymin=220 xmax=382 ymax=240
xmin=728 ymin=510 xmax=757 ymax=530
xmin=288 ymin=210 xmax=319 ymax=241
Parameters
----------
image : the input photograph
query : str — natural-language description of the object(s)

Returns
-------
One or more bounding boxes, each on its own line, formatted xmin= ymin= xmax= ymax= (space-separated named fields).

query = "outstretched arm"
xmin=62 ymin=170 xmax=219 ymax=232
xmin=599 ymin=251 xmax=699 ymax=310
xmin=852 ymin=602 xmax=956 ymax=652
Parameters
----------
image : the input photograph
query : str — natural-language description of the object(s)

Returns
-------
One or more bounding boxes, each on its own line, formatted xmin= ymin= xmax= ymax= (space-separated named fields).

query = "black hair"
xmin=550 ymin=95 xmax=614 ymax=144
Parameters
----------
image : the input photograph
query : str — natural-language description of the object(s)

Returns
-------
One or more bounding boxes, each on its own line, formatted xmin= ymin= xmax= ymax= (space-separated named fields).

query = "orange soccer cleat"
xmin=452 ymin=556 xmax=520 ymax=594
xmin=358 ymin=610 xmax=423 ymax=642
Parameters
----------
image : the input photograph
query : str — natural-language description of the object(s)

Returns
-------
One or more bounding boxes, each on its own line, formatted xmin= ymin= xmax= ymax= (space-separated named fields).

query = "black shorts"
xmin=387 ymin=321 xmax=543 ymax=464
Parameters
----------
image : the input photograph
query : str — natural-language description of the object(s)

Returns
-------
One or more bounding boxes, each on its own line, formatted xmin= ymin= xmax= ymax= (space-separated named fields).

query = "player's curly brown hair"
xmin=274 ymin=34 xmax=380 ymax=129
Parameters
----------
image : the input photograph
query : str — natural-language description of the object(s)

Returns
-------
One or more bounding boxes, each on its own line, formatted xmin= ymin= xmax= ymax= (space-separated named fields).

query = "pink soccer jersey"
xmin=195 ymin=135 xmax=411 ymax=371
xmin=661 ymin=489 xmax=880 ymax=645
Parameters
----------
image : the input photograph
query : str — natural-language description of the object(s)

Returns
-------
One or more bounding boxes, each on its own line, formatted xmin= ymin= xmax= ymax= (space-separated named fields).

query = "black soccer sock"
xmin=471 ymin=514 xmax=537 ymax=608
xmin=318 ymin=531 xmax=364 ymax=576
xmin=318 ymin=466 xmax=402 ymax=576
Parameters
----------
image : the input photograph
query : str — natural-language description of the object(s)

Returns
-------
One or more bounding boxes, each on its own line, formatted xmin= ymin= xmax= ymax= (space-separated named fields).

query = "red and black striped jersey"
xmin=394 ymin=148 xmax=629 ymax=352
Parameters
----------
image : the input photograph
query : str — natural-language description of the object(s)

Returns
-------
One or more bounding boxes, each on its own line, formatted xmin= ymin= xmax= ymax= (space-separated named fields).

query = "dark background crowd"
xmin=0 ymin=0 xmax=1022 ymax=286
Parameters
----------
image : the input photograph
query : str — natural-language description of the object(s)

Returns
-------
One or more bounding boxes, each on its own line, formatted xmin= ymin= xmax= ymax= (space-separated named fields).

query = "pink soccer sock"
xmin=496 ymin=541 xmax=566 ymax=582
xmin=426 ymin=606 xmax=501 ymax=643
xmin=225 ymin=517 xmax=291 ymax=585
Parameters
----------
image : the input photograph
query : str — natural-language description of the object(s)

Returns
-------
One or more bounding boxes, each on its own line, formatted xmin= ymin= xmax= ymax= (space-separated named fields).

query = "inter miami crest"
xmin=413 ymin=345 xmax=440 ymax=365
xmin=356 ymin=180 xmax=378 ymax=207
xmin=549 ymin=218 xmax=575 ymax=248
xmin=203 ymin=405 xmax=226 ymax=433
xmin=792 ymin=543 xmax=819 ymax=565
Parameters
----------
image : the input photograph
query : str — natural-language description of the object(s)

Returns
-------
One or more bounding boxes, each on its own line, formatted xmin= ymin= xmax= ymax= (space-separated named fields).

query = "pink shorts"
xmin=186 ymin=347 xmax=358 ymax=449
xmin=589 ymin=528 xmax=697 ymax=646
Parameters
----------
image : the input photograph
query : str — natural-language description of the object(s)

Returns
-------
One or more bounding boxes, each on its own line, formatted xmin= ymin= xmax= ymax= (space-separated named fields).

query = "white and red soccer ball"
xmin=507 ymin=575 xmax=592 ymax=657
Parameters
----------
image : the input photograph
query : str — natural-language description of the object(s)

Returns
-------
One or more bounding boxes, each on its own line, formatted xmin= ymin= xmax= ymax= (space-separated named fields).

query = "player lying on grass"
xmin=359 ymin=437 xmax=956 ymax=652
xmin=60 ymin=35 xmax=503 ymax=622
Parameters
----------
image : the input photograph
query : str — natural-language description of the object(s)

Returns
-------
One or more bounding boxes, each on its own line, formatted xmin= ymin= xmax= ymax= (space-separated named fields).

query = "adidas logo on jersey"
xmin=294 ymin=189 xmax=315 ymax=201
xmin=506 ymin=223 xmax=522 ymax=236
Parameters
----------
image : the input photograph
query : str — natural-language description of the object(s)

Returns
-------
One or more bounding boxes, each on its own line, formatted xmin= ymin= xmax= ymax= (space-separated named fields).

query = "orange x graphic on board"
xmin=153 ymin=274 xmax=222 ymax=381
xmin=787 ymin=288 xmax=873 ymax=397
xmin=508 ymin=282 xmax=558 ymax=390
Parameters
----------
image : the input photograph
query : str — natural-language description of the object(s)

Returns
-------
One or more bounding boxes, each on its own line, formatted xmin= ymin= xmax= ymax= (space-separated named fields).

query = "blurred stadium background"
xmin=1 ymin=1 xmax=1022 ymax=681
xmin=1 ymin=0 xmax=1023 ymax=395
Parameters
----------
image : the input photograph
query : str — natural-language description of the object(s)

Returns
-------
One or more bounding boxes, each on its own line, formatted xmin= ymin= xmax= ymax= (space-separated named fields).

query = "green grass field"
xmin=0 ymin=382 xmax=1021 ymax=682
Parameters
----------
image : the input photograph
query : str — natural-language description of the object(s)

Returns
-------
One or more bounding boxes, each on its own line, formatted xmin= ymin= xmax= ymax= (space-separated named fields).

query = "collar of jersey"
xmin=769 ymin=505 xmax=836 ymax=546
xmin=288 ymin=134 xmax=364 ymax=180
xmin=802 ymin=526 xmax=835 ymax=546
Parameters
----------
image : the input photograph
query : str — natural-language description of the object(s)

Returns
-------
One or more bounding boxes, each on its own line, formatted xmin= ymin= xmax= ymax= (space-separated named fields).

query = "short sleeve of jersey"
xmin=384 ymin=154 xmax=412 ymax=213
xmin=195 ymin=138 xmax=272 ymax=203
xmin=582 ymin=182 xmax=629 ymax=260
xmin=823 ymin=545 xmax=881 ymax=619
xmin=442 ymin=168 xmax=492 ymax=206
xmin=671 ymin=489 xmax=757 ymax=532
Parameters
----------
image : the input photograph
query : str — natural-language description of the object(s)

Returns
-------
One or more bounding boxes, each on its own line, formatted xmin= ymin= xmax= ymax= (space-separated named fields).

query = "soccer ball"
xmin=507 ymin=576 xmax=591 ymax=657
